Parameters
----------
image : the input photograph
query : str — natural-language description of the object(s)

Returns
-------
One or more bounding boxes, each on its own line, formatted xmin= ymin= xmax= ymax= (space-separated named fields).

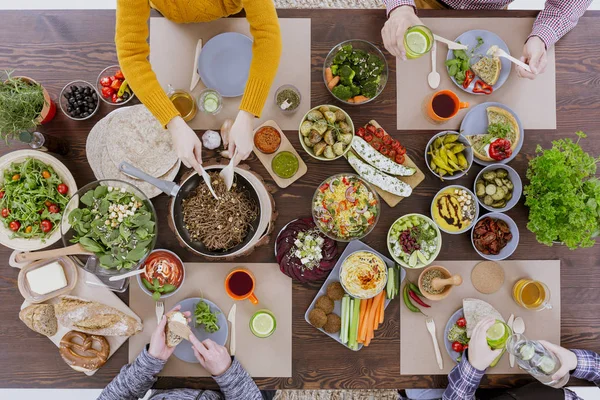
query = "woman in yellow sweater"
xmin=115 ymin=0 xmax=282 ymax=171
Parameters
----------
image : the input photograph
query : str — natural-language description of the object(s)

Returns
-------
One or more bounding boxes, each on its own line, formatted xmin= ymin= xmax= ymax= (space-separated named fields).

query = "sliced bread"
xmin=19 ymin=304 xmax=58 ymax=337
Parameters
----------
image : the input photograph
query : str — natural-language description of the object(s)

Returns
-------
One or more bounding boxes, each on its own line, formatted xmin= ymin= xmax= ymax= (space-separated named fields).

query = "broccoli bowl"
xmin=323 ymin=40 xmax=388 ymax=105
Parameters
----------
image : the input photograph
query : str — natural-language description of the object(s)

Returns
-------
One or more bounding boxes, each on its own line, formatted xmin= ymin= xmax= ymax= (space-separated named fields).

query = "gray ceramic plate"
xmin=197 ymin=32 xmax=253 ymax=97
xmin=471 ymin=212 xmax=520 ymax=261
xmin=446 ymin=29 xmax=511 ymax=94
xmin=444 ymin=308 xmax=465 ymax=363
xmin=172 ymin=297 xmax=229 ymax=363
xmin=460 ymin=102 xmax=524 ymax=166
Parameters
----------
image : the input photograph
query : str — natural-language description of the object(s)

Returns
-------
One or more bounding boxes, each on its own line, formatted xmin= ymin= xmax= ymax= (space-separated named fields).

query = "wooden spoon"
xmin=431 ymin=274 xmax=463 ymax=292
xmin=15 ymin=243 xmax=93 ymax=264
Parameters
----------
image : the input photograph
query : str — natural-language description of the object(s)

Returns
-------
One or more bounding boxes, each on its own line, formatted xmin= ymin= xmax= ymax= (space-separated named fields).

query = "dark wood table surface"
xmin=1 ymin=8 xmax=599 ymax=391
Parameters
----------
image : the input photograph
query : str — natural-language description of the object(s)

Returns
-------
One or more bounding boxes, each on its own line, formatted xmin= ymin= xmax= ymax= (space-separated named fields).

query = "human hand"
xmin=148 ymin=305 xmax=191 ymax=361
xmin=517 ymin=36 xmax=548 ymax=80
xmin=226 ymin=110 xmax=254 ymax=166
xmin=467 ymin=317 xmax=503 ymax=371
xmin=167 ymin=116 xmax=203 ymax=173
xmin=539 ymin=340 xmax=578 ymax=384
xmin=382 ymin=6 xmax=423 ymax=60
xmin=189 ymin=336 xmax=232 ymax=376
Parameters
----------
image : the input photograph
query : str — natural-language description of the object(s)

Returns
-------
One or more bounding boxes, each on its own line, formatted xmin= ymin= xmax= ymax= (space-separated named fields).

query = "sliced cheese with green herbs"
xmin=348 ymin=152 xmax=412 ymax=197
xmin=351 ymin=136 xmax=416 ymax=176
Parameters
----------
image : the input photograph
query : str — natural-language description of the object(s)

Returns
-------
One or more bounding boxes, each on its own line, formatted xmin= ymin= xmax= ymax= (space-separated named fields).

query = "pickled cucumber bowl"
xmin=474 ymin=164 xmax=522 ymax=213
xmin=431 ymin=185 xmax=479 ymax=234
xmin=387 ymin=214 xmax=442 ymax=269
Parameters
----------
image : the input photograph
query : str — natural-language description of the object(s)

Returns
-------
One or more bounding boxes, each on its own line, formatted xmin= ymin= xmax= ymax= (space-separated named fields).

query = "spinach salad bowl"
xmin=60 ymin=179 xmax=157 ymax=277
xmin=323 ymin=39 xmax=388 ymax=105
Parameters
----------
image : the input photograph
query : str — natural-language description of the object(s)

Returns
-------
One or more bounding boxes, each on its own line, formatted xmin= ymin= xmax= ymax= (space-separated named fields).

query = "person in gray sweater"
xmin=98 ymin=306 xmax=262 ymax=400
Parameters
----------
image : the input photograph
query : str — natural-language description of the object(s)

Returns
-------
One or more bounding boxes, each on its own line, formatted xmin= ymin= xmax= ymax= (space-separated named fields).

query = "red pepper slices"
xmin=356 ymin=123 xmax=407 ymax=165
xmin=473 ymin=80 xmax=493 ymax=95
xmin=489 ymin=138 xmax=513 ymax=161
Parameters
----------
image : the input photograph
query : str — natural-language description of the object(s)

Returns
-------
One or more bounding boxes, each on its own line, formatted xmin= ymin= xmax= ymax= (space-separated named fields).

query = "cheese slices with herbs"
xmin=351 ymin=136 xmax=416 ymax=176
xmin=348 ymin=152 xmax=412 ymax=197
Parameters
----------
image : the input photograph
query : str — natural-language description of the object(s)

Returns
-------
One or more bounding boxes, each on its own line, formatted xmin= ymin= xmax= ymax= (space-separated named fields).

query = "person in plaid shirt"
xmin=381 ymin=0 xmax=592 ymax=80
xmin=431 ymin=317 xmax=600 ymax=400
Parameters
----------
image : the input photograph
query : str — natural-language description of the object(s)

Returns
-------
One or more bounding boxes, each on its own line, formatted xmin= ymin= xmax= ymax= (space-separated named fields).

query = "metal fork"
xmin=155 ymin=301 xmax=165 ymax=324
xmin=425 ymin=316 xmax=444 ymax=370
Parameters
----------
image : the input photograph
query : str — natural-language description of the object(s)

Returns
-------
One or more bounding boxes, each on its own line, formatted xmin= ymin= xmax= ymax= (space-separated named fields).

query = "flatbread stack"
xmin=466 ymin=106 xmax=521 ymax=162
xmin=86 ymin=105 xmax=180 ymax=198
xmin=462 ymin=298 xmax=505 ymax=338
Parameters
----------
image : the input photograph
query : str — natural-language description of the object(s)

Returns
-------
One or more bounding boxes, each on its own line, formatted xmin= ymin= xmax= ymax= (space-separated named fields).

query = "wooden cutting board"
xmin=345 ymin=120 xmax=425 ymax=207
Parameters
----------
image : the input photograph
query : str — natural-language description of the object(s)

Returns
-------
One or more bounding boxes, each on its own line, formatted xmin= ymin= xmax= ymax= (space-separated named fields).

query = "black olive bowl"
xmin=59 ymin=80 xmax=100 ymax=121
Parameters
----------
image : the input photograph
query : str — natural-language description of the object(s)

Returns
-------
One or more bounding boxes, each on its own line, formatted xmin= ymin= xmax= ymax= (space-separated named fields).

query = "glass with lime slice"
xmin=198 ymin=88 xmax=223 ymax=115
xmin=404 ymin=25 xmax=434 ymax=59
xmin=250 ymin=310 xmax=277 ymax=338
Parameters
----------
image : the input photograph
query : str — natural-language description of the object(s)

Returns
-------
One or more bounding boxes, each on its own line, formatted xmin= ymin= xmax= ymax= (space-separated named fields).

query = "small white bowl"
xmin=430 ymin=185 xmax=479 ymax=235
xmin=136 ymin=249 xmax=185 ymax=299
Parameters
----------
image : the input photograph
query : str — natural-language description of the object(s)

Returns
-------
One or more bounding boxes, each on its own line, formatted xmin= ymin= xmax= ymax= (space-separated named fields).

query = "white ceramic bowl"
xmin=0 ymin=150 xmax=77 ymax=251
xmin=137 ymin=249 xmax=185 ymax=299
xmin=471 ymin=212 xmax=519 ymax=261
xmin=430 ymin=185 xmax=479 ymax=235
xmin=387 ymin=213 xmax=442 ymax=269
xmin=473 ymin=164 xmax=522 ymax=213
xmin=298 ymin=105 xmax=354 ymax=161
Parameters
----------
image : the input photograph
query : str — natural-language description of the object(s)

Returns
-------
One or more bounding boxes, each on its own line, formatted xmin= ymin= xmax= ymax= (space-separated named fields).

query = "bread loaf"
xmin=54 ymin=295 xmax=142 ymax=336
xmin=19 ymin=304 xmax=58 ymax=337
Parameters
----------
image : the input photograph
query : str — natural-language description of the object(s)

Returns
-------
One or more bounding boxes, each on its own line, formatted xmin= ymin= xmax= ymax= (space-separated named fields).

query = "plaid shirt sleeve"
xmin=443 ymin=354 xmax=485 ymax=400
xmin=562 ymin=350 xmax=600 ymax=400
xmin=383 ymin=0 xmax=416 ymax=17
xmin=529 ymin=0 xmax=592 ymax=48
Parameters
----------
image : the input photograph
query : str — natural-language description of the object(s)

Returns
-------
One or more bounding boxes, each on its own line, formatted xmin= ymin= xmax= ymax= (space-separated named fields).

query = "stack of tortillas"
xmin=86 ymin=105 xmax=180 ymax=198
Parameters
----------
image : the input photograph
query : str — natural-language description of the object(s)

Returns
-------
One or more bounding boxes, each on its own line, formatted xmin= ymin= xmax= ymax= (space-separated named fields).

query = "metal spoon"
xmin=428 ymin=41 xmax=440 ymax=89
xmin=510 ymin=317 xmax=526 ymax=367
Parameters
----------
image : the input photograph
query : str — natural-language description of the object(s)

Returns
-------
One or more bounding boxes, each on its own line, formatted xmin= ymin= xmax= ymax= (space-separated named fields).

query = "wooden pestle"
xmin=431 ymin=274 xmax=463 ymax=291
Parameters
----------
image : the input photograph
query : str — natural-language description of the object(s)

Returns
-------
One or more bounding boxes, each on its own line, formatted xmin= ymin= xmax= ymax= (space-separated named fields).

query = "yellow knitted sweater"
xmin=115 ymin=0 xmax=282 ymax=127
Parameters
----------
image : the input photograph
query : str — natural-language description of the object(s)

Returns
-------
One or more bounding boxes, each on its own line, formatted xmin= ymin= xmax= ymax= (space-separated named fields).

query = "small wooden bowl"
xmin=418 ymin=265 xmax=462 ymax=301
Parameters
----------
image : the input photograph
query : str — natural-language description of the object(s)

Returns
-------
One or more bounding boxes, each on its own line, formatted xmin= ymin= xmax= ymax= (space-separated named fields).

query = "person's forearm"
xmin=529 ymin=0 xmax=592 ymax=48
xmin=571 ymin=349 xmax=600 ymax=386
xmin=213 ymin=359 xmax=262 ymax=400
xmin=383 ymin=0 xmax=416 ymax=16
xmin=239 ymin=0 xmax=282 ymax=118
xmin=443 ymin=355 xmax=484 ymax=400
xmin=98 ymin=347 xmax=166 ymax=400
xmin=116 ymin=0 xmax=179 ymax=127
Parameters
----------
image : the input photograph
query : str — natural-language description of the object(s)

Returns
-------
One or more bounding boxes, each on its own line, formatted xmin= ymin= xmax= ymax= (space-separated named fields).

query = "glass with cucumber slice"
xmin=198 ymin=89 xmax=223 ymax=115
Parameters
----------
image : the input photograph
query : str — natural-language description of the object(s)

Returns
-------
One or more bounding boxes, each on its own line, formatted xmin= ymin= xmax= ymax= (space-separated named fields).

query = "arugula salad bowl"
xmin=60 ymin=179 xmax=157 ymax=277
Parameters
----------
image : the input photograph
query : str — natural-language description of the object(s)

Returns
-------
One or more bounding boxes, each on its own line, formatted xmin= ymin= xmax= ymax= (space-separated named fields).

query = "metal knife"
xmin=507 ymin=313 xmax=515 ymax=367
xmin=190 ymin=39 xmax=203 ymax=92
xmin=227 ymin=304 xmax=237 ymax=356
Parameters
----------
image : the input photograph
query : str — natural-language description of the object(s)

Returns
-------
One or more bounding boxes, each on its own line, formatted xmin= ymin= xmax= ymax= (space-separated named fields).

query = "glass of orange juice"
xmin=512 ymin=279 xmax=552 ymax=311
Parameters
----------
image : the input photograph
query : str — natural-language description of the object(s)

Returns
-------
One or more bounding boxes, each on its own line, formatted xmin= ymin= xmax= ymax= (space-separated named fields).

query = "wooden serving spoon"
xmin=15 ymin=243 xmax=93 ymax=264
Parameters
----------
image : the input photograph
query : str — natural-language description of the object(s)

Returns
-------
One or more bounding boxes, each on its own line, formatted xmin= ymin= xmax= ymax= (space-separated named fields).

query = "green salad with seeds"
xmin=0 ymin=158 xmax=69 ymax=239
xmin=68 ymin=185 xmax=155 ymax=270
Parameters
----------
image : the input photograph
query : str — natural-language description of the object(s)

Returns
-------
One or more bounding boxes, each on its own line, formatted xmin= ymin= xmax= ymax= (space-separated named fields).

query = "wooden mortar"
xmin=418 ymin=265 xmax=463 ymax=301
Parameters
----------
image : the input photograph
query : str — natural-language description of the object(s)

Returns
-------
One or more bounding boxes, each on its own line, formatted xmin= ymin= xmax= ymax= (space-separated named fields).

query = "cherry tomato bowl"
xmin=0 ymin=150 xmax=77 ymax=251
xmin=96 ymin=65 xmax=135 ymax=106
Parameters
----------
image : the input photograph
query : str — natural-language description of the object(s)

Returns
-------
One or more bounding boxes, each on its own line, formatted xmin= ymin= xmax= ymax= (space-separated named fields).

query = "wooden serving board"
xmin=17 ymin=260 xmax=142 ymax=376
xmin=252 ymin=120 xmax=307 ymax=188
xmin=345 ymin=120 xmax=425 ymax=208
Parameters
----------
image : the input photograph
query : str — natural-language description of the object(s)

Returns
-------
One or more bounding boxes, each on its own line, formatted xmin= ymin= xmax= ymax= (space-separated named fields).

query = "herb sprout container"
xmin=274 ymin=84 xmax=301 ymax=114
xmin=60 ymin=179 xmax=157 ymax=278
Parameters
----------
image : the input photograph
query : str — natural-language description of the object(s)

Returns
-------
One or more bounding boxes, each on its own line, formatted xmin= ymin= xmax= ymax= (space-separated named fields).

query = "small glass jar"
xmin=274 ymin=84 xmax=301 ymax=114
xmin=198 ymin=88 xmax=223 ymax=115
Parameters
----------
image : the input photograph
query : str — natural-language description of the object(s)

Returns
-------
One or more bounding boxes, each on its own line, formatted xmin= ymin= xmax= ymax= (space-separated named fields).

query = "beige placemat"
xmin=397 ymin=18 xmax=556 ymax=130
xmin=400 ymin=260 xmax=561 ymax=375
xmin=129 ymin=263 xmax=292 ymax=377
xmin=149 ymin=17 xmax=311 ymax=131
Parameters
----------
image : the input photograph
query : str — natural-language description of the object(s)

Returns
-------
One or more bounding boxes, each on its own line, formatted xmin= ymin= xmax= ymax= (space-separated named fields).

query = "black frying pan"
xmin=119 ymin=162 xmax=261 ymax=257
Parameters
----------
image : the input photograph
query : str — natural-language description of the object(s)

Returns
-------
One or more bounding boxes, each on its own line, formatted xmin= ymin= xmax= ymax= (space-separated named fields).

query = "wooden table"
xmin=1 ymin=8 xmax=599 ymax=391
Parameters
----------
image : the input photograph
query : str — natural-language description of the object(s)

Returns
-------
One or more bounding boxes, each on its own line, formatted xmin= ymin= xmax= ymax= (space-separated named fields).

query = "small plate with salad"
xmin=0 ymin=150 xmax=77 ymax=251
xmin=387 ymin=214 xmax=441 ymax=269
xmin=445 ymin=308 xmax=469 ymax=363
xmin=312 ymin=174 xmax=380 ymax=242
xmin=445 ymin=30 xmax=511 ymax=95
xmin=172 ymin=297 xmax=228 ymax=363
xmin=62 ymin=179 xmax=157 ymax=275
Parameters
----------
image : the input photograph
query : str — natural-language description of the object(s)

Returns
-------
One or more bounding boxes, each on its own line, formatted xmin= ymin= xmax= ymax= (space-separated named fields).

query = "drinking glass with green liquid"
xmin=404 ymin=25 xmax=434 ymax=59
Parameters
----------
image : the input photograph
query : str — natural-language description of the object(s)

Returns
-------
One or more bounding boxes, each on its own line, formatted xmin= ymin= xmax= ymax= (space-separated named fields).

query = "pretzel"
xmin=59 ymin=331 xmax=110 ymax=372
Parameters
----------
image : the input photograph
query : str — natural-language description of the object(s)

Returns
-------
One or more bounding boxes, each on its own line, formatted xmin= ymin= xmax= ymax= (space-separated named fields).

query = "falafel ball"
xmin=323 ymin=313 xmax=342 ymax=334
xmin=308 ymin=308 xmax=328 ymax=329
xmin=315 ymin=295 xmax=334 ymax=314
xmin=326 ymin=282 xmax=345 ymax=301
